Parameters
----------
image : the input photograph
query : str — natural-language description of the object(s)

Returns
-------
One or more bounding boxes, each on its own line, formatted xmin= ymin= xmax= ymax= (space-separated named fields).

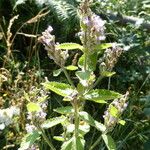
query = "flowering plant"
xmin=19 ymin=1 xmax=129 ymax=150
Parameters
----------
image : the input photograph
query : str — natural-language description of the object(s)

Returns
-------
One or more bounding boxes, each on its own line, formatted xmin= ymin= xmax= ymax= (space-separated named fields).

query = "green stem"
xmin=89 ymin=135 xmax=102 ymax=150
xmin=62 ymin=67 xmax=75 ymax=88
xmin=89 ymin=75 xmax=104 ymax=91
xmin=36 ymin=124 xmax=56 ymax=150
xmin=74 ymin=99 xmax=79 ymax=143
xmin=84 ymin=51 xmax=87 ymax=71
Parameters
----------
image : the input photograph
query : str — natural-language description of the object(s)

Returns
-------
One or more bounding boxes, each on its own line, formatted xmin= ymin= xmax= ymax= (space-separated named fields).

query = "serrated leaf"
xmin=42 ymin=82 xmax=74 ymax=97
xmin=101 ymin=71 xmax=116 ymax=77
xmin=18 ymin=130 xmax=40 ymax=150
xmin=41 ymin=116 xmax=66 ymax=129
xmin=53 ymin=69 xmax=62 ymax=77
xmin=57 ymin=43 xmax=83 ymax=50
xmin=54 ymin=106 xmax=74 ymax=114
xmin=65 ymin=65 xmax=78 ymax=71
xmin=79 ymin=111 xmax=106 ymax=132
xmin=84 ymin=89 xmax=122 ymax=103
xmin=27 ymin=102 xmax=41 ymax=112
xmin=102 ymin=134 xmax=116 ymax=150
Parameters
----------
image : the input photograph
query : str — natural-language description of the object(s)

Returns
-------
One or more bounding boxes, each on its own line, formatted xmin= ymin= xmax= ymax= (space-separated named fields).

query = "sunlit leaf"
xmin=84 ymin=89 xmax=122 ymax=103
xmin=53 ymin=68 xmax=62 ymax=77
xmin=78 ymin=53 xmax=97 ymax=71
xmin=27 ymin=102 xmax=41 ymax=112
xmin=118 ymin=120 xmax=126 ymax=125
xmin=102 ymin=134 xmax=116 ymax=150
xmin=18 ymin=130 xmax=40 ymax=150
xmin=54 ymin=106 xmax=74 ymax=114
xmin=53 ymin=136 xmax=64 ymax=142
xmin=57 ymin=43 xmax=83 ymax=50
xmin=42 ymin=82 xmax=74 ymax=97
xmin=65 ymin=65 xmax=78 ymax=71
xmin=110 ymin=105 xmax=118 ymax=117
xmin=101 ymin=71 xmax=116 ymax=77
xmin=42 ymin=116 xmax=66 ymax=129
xmin=61 ymin=138 xmax=73 ymax=150
xmin=79 ymin=111 xmax=106 ymax=132
xmin=95 ymin=43 xmax=113 ymax=54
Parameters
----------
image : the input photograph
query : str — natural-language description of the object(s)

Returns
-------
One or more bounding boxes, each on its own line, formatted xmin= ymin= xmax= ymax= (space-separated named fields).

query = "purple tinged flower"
xmin=47 ymin=25 xmax=53 ymax=32
xmin=25 ymin=124 xmax=36 ymax=133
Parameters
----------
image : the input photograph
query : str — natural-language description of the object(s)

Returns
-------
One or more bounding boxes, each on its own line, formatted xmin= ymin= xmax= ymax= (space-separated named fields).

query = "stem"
xmin=89 ymin=75 xmax=104 ymax=90
xmin=36 ymin=124 xmax=56 ymax=150
xmin=74 ymin=99 xmax=79 ymax=144
xmin=62 ymin=67 xmax=75 ymax=88
xmin=108 ymin=77 xmax=111 ymax=90
xmin=89 ymin=135 xmax=102 ymax=150
xmin=84 ymin=51 xmax=87 ymax=71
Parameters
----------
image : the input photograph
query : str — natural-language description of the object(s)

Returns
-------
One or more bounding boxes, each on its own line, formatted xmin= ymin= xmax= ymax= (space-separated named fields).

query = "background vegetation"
xmin=0 ymin=0 xmax=149 ymax=149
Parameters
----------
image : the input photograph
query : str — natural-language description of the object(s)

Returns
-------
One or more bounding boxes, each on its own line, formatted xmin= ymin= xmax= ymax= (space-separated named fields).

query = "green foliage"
xmin=27 ymin=102 xmax=41 ymax=112
xmin=102 ymin=134 xmax=116 ymax=150
xmin=57 ymin=43 xmax=83 ymax=50
xmin=84 ymin=89 xmax=122 ymax=103
xmin=42 ymin=82 xmax=74 ymax=97
xmin=41 ymin=116 xmax=66 ymax=129
xmin=19 ymin=131 xmax=41 ymax=150
xmin=79 ymin=111 xmax=106 ymax=132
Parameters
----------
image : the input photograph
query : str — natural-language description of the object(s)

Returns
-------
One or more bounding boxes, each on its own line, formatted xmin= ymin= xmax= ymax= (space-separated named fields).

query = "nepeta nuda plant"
xmin=19 ymin=1 xmax=129 ymax=150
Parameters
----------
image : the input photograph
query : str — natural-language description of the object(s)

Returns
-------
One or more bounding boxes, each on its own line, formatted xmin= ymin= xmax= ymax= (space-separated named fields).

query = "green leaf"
xmin=110 ymin=105 xmax=118 ymax=117
xmin=42 ymin=82 xmax=74 ymax=97
xmin=42 ymin=116 xmax=66 ymax=129
xmin=101 ymin=71 xmax=116 ymax=77
xmin=61 ymin=138 xmax=73 ymax=150
xmin=54 ymin=106 xmax=74 ymax=114
xmin=18 ymin=130 xmax=40 ymax=150
xmin=53 ymin=136 xmax=64 ymax=142
xmin=65 ymin=65 xmax=78 ymax=71
xmin=72 ymin=136 xmax=85 ymax=150
xmin=84 ymin=89 xmax=122 ymax=103
xmin=118 ymin=120 xmax=126 ymax=125
xmin=79 ymin=111 xmax=106 ymax=132
xmin=53 ymin=69 xmax=62 ymax=77
xmin=95 ymin=43 xmax=113 ymax=54
xmin=76 ymin=71 xmax=91 ymax=81
xmin=78 ymin=53 xmax=98 ymax=71
xmin=27 ymin=102 xmax=41 ymax=112
xmin=57 ymin=43 xmax=83 ymax=50
xmin=102 ymin=134 xmax=116 ymax=150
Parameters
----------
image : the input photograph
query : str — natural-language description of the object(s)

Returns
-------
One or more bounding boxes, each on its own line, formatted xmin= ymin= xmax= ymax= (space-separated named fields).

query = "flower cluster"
xmin=25 ymin=87 xmax=48 ymax=133
xmin=103 ymin=91 xmax=129 ymax=133
xmin=100 ymin=44 xmax=123 ymax=71
xmin=39 ymin=26 xmax=69 ymax=66
xmin=0 ymin=106 xmax=20 ymax=130
xmin=78 ymin=1 xmax=105 ymax=49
